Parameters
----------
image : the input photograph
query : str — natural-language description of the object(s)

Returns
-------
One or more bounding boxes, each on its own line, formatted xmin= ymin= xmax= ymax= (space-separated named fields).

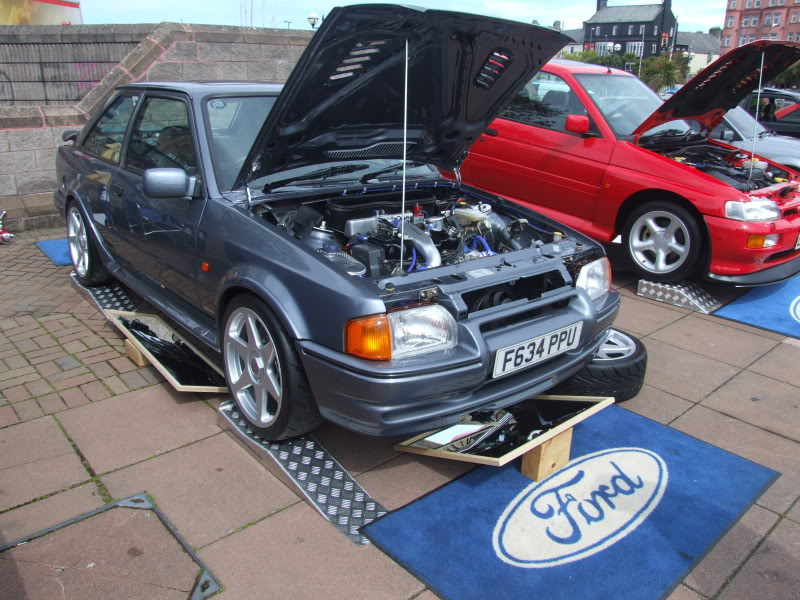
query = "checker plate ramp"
xmin=636 ymin=279 xmax=722 ymax=314
xmin=217 ymin=402 xmax=387 ymax=545
xmin=70 ymin=273 xmax=137 ymax=312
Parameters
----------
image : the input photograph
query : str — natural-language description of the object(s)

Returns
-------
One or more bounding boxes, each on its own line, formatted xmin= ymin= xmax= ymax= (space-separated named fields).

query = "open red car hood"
xmin=633 ymin=41 xmax=800 ymax=140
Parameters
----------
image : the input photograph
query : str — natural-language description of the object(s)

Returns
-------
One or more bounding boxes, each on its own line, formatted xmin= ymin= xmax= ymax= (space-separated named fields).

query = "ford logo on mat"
xmin=791 ymin=296 xmax=800 ymax=324
xmin=493 ymin=447 xmax=668 ymax=568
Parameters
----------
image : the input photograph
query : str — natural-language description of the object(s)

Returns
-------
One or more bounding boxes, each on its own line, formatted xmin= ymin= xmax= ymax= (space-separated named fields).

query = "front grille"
xmin=479 ymin=299 xmax=570 ymax=334
xmin=462 ymin=271 xmax=566 ymax=315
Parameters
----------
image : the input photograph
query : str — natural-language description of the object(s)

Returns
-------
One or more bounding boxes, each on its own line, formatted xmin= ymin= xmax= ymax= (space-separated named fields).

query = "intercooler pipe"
xmin=402 ymin=222 xmax=442 ymax=268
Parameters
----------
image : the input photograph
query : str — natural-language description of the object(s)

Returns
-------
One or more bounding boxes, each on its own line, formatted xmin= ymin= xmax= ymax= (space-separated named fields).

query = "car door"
xmin=772 ymin=104 xmax=800 ymax=138
xmin=75 ymin=92 xmax=141 ymax=265
xmin=114 ymin=93 xmax=205 ymax=305
xmin=462 ymin=71 xmax=614 ymax=223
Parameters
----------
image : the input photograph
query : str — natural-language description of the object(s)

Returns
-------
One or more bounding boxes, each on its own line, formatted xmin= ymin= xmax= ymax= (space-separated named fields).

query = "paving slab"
xmin=621 ymin=385 xmax=693 ymax=424
xmin=199 ymin=502 xmax=424 ymax=600
xmin=0 ymin=484 xmax=103 ymax=545
xmin=649 ymin=315 xmax=779 ymax=368
xmin=684 ymin=504 xmax=779 ymax=597
xmin=787 ymin=500 xmax=800 ymax=524
xmin=719 ymin=518 xmax=800 ymax=600
xmin=356 ymin=454 xmax=473 ymax=511
xmin=103 ymin=433 xmax=298 ymax=549
xmin=672 ymin=405 xmax=800 ymax=513
xmin=612 ymin=295 xmax=686 ymax=336
xmin=697 ymin=312 xmax=787 ymax=341
xmin=666 ymin=584 xmax=704 ymax=600
xmin=313 ymin=421 xmax=400 ymax=476
xmin=748 ymin=341 xmax=800 ymax=388
xmin=0 ymin=507 xmax=198 ymax=600
xmin=702 ymin=370 xmax=800 ymax=443
xmin=57 ymin=384 xmax=219 ymax=474
xmin=642 ymin=338 xmax=740 ymax=402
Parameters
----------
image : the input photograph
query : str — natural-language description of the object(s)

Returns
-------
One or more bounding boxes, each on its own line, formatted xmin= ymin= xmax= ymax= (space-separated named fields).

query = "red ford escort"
xmin=459 ymin=42 xmax=800 ymax=285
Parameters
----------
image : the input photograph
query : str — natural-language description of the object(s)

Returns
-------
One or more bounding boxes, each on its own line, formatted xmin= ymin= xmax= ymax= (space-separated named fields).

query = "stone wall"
xmin=0 ymin=22 xmax=313 ymax=232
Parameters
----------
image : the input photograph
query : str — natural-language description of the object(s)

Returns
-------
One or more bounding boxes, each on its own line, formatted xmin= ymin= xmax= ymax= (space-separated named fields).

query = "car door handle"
xmin=110 ymin=183 xmax=124 ymax=197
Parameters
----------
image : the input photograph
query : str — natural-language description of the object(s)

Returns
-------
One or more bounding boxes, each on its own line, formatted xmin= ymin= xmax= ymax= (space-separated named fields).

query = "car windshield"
xmin=573 ymin=73 xmax=693 ymax=138
xmin=205 ymin=95 xmax=279 ymax=191
xmin=726 ymin=106 xmax=768 ymax=137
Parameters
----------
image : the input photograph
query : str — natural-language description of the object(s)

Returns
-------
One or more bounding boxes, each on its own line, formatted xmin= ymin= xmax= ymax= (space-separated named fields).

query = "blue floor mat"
xmin=35 ymin=238 xmax=71 ymax=266
xmin=714 ymin=275 xmax=800 ymax=338
xmin=363 ymin=406 xmax=777 ymax=600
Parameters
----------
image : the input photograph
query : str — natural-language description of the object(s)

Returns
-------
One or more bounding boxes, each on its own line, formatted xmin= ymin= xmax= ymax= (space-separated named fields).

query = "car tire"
xmin=66 ymin=201 xmax=110 ymax=286
xmin=221 ymin=294 xmax=322 ymax=440
xmin=548 ymin=329 xmax=647 ymax=403
xmin=622 ymin=201 xmax=703 ymax=283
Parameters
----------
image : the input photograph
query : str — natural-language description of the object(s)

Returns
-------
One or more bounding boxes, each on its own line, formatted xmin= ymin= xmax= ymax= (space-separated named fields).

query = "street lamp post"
xmin=307 ymin=13 xmax=319 ymax=29
xmin=284 ymin=20 xmax=292 ymax=29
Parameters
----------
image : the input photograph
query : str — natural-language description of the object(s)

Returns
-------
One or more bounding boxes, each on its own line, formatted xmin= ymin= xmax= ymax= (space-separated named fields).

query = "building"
xmin=560 ymin=28 xmax=585 ymax=55
xmin=721 ymin=0 xmax=800 ymax=53
xmin=675 ymin=31 xmax=722 ymax=74
xmin=583 ymin=0 xmax=678 ymax=60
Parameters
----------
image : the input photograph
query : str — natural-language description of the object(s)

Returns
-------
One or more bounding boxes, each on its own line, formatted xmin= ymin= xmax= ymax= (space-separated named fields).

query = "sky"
xmin=80 ymin=1 xmax=728 ymax=35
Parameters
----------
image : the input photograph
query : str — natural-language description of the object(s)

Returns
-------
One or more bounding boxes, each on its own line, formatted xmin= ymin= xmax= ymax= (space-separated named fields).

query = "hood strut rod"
xmin=399 ymin=39 xmax=410 ymax=273
xmin=748 ymin=50 xmax=766 ymax=184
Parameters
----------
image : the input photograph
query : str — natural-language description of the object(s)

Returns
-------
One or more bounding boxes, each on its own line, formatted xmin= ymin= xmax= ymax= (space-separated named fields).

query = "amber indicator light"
xmin=346 ymin=314 xmax=391 ymax=360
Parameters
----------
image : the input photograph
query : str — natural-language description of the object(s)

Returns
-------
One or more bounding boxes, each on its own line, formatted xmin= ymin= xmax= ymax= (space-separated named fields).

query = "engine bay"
xmin=263 ymin=188 xmax=579 ymax=279
xmin=660 ymin=143 xmax=792 ymax=192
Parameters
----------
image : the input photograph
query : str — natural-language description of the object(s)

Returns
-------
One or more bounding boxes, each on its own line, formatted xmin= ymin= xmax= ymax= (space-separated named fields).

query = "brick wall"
xmin=0 ymin=22 xmax=313 ymax=232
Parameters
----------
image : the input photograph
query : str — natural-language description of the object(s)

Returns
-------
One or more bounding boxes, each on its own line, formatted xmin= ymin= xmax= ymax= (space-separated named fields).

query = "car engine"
xmin=272 ymin=190 xmax=558 ymax=278
xmin=660 ymin=144 xmax=791 ymax=192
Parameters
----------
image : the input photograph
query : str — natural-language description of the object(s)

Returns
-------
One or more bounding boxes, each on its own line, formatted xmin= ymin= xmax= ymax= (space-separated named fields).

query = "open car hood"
xmin=235 ymin=4 xmax=569 ymax=189
xmin=633 ymin=41 xmax=800 ymax=140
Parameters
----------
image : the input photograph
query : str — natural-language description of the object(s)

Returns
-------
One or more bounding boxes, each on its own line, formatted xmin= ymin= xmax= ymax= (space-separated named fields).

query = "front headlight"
xmin=576 ymin=257 xmax=611 ymax=301
xmin=725 ymin=199 xmax=781 ymax=222
xmin=389 ymin=304 xmax=458 ymax=359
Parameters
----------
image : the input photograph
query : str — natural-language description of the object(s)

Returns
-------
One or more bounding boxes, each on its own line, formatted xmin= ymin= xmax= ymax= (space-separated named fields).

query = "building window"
xmin=746 ymin=0 xmax=752 ymax=6
xmin=749 ymin=34 xmax=756 ymax=41
xmin=731 ymin=0 xmax=737 ymax=6
xmin=727 ymin=16 xmax=735 ymax=27
xmin=595 ymin=26 xmax=601 ymax=35
xmin=793 ymin=12 xmax=798 ymax=21
xmin=765 ymin=14 xmax=772 ymax=24
xmin=769 ymin=0 xmax=775 ymax=6
xmin=743 ymin=16 xmax=750 ymax=26
xmin=752 ymin=16 xmax=759 ymax=25
xmin=780 ymin=0 xmax=785 ymax=5
xmin=612 ymin=25 xmax=618 ymax=35
xmin=724 ymin=35 xmax=732 ymax=46
xmin=626 ymin=41 xmax=644 ymax=56
xmin=651 ymin=43 xmax=657 ymax=53
xmin=775 ymin=14 xmax=781 ymax=24
xmin=755 ymin=0 xmax=761 ymax=5
xmin=639 ymin=24 xmax=645 ymax=34
xmin=624 ymin=62 xmax=634 ymax=72
xmin=771 ymin=31 xmax=778 ymax=38
xmin=628 ymin=24 xmax=634 ymax=35
xmin=739 ymin=35 xmax=746 ymax=45
xmin=789 ymin=32 xmax=795 ymax=40
xmin=762 ymin=33 xmax=769 ymax=38
xmin=653 ymin=25 xmax=658 ymax=35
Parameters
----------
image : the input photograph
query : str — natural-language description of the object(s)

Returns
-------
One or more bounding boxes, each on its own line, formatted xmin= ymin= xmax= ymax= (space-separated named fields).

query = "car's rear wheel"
xmin=66 ymin=202 xmax=110 ymax=286
xmin=222 ymin=294 xmax=321 ymax=440
xmin=547 ymin=329 xmax=647 ymax=402
xmin=622 ymin=201 xmax=702 ymax=283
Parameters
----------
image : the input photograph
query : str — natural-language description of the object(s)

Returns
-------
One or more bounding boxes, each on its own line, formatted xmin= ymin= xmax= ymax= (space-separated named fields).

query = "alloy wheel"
xmin=67 ymin=206 xmax=89 ymax=277
xmin=594 ymin=329 xmax=637 ymax=362
xmin=628 ymin=210 xmax=691 ymax=275
xmin=223 ymin=307 xmax=283 ymax=427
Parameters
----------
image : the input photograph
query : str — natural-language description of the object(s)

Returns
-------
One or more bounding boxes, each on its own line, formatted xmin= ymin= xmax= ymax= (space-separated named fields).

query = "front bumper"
xmin=296 ymin=289 xmax=619 ymax=437
xmin=705 ymin=213 xmax=800 ymax=286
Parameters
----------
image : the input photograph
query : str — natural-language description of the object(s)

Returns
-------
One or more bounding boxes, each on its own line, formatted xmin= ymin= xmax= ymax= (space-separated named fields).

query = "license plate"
xmin=493 ymin=322 xmax=583 ymax=378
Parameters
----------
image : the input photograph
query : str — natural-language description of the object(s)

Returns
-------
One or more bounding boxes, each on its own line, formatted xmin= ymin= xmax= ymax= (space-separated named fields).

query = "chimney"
xmin=552 ymin=20 xmax=562 ymax=31
xmin=597 ymin=0 xmax=607 ymax=10
xmin=663 ymin=0 xmax=672 ymax=12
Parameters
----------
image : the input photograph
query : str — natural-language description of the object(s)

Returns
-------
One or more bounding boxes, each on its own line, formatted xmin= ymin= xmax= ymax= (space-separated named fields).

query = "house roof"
xmin=585 ymin=5 xmax=663 ymax=24
xmin=562 ymin=28 xmax=584 ymax=44
xmin=676 ymin=31 xmax=721 ymax=55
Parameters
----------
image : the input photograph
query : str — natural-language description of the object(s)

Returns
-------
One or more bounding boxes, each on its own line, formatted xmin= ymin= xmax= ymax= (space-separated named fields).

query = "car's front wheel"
xmin=222 ymin=294 xmax=321 ymax=440
xmin=622 ymin=201 xmax=702 ymax=283
xmin=66 ymin=202 xmax=110 ymax=286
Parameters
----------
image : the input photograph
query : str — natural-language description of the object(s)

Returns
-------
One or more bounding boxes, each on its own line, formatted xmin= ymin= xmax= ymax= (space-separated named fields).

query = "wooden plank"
xmin=125 ymin=339 xmax=149 ymax=367
xmin=395 ymin=395 xmax=614 ymax=467
xmin=105 ymin=310 xmax=228 ymax=394
xmin=521 ymin=427 xmax=573 ymax=481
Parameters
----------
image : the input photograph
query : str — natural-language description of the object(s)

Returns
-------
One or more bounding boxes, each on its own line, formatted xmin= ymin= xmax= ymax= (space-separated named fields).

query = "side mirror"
xmin=565 ymin=114 xmax=591 ymax=136
xmin=143 ymin=168 xmax=200 ymax=199
xmin=721 ymin=129 xmax=736 ymax=142
xmin=61 ymin=130 xmax=79 ymax=144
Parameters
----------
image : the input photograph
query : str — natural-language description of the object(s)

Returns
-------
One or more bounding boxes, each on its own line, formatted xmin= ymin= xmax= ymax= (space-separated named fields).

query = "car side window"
xmin=779 ymin=106 xmax=800 ymax=123
xmin=499 ymin=72 xmax=589 ymax=133
xmin=81 ymin=94 xmax=139 ymax=164
xmin=125 ymin=97 xmax=197 ymax=175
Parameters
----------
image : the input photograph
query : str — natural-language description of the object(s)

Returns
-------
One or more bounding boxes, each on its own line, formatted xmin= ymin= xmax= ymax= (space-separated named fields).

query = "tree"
xmin=774 ymin=61 xmax=800 ymax=88
xmin=641 ymin=56 xmax=681 ymax=91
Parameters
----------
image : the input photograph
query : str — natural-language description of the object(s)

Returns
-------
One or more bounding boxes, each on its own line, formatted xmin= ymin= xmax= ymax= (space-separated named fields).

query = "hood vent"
xmin=329 ymin=40 xmax=390 ymax=82
xmin=325 ymin=141 xmax=415 ymax=159
xmin=475 ymin=49 xmax=512 ymax=89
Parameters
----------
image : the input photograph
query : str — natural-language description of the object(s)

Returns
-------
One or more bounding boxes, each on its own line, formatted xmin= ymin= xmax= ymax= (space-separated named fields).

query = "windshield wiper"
xmin=758 ymin=129 xmax=775 ymax=138
xmin=358 ymin=161 xmax=426 ymax=184
xmin=639 ymin=128 xmax=691 ymax=140
xmin=262 ymin=164 xmax=369 ymax=193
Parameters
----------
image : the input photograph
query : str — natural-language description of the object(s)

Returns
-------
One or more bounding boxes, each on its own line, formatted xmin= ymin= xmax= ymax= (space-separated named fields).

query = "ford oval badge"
xmin=493 ymin=447 xmax=668 ymax=568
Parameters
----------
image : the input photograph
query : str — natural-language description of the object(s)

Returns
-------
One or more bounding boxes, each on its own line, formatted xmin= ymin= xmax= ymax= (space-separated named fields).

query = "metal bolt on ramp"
xmin=636 ymin=279 xmax=722 ymax=314
xmin=217 ymin=402 xmax=388 ymax=545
